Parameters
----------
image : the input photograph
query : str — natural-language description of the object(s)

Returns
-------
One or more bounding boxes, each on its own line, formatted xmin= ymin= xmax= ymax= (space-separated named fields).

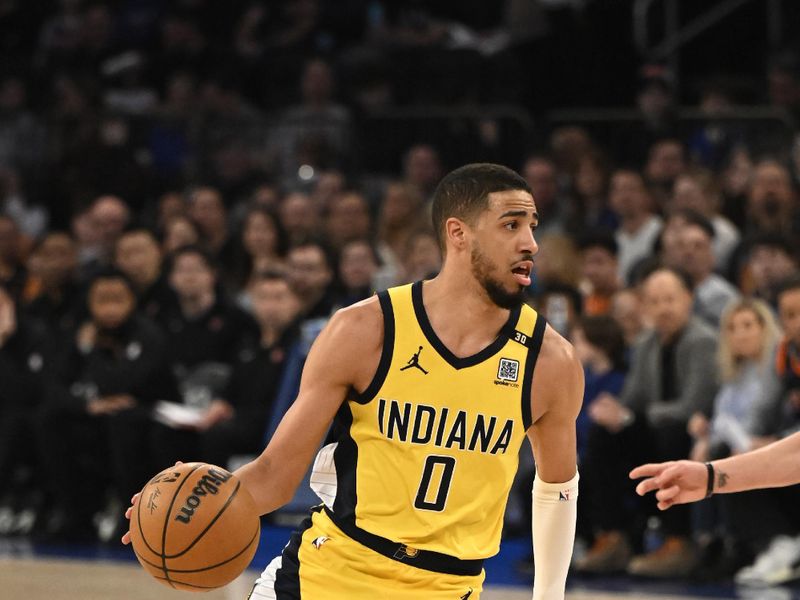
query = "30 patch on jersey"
xmin=497 ymin=358 xmax=519 ymax=382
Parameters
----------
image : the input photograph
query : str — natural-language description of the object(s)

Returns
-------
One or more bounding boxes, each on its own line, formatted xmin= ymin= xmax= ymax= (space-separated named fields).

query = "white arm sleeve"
xmin=532 ymin=470 xmax=578 ymax=600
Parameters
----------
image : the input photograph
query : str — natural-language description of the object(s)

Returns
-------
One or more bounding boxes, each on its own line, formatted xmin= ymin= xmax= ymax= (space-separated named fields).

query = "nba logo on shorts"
xmin=497 ymin=358 xmax=519 ymax=382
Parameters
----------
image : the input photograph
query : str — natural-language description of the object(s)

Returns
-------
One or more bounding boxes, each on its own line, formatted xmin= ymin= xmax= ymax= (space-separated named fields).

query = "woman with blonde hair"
xmin=689 ymin=298 xmax=781 ymax=462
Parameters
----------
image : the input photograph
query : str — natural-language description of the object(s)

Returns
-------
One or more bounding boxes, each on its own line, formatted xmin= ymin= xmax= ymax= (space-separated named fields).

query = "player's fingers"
xmin=629 ymin=463 xmax=668 ymax=479
xmin=657 ymin=499 xmax=674 ymax=511
xmin=175 ymin=461 xmax=183 ymax=466
xmin=125 ymin=506 xmax=132 ymax=520
xmin=634 ymin=478 xmax=660 ymax=496
xmin=121 ymin=530 xmax=131 ymax=545
xmin=655 ymin=485 xmax=680 ymax=503
xmin=131 ymin=492 xmax=140 ymax=506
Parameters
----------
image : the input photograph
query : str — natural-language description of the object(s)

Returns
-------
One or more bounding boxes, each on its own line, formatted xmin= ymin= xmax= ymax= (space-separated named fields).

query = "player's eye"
xmin=504 ymin=221 xmax=517 ymax=230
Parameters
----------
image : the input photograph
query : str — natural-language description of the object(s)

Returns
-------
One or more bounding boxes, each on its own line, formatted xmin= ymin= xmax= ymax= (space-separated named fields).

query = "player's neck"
xmin=422 ymin=268 xmax=511 ymax=347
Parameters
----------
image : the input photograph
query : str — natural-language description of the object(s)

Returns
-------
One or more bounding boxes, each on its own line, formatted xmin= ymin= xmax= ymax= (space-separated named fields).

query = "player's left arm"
xmin=526 ymin=325 xmax=584 ymax=600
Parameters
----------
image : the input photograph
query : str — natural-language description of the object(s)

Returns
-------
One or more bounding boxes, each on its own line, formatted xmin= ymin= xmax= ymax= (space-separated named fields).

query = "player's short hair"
xmin=431 ymin=163 xmax=531 ymax=252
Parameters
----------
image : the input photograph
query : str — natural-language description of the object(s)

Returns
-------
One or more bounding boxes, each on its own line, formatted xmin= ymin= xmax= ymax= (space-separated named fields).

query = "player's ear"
xmin=445 ymin=217 xmax=468 ymax=250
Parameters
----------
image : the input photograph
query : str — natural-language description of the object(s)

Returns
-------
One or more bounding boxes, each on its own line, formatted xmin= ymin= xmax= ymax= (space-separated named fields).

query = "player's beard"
xmin=470 ymin=244 xmax=526 ymax=310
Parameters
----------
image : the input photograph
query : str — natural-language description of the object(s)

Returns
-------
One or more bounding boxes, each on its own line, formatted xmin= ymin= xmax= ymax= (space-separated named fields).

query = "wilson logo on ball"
xmin=174 ymin=468 xmax=233 ymax=524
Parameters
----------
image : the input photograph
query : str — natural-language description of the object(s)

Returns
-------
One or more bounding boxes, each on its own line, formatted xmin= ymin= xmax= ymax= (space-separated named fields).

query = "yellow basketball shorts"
xmin=248 ymin=507 xmax=484 ymax=600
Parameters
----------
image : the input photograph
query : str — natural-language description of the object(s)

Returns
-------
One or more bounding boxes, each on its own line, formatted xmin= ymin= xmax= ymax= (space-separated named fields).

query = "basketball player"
xmin=124 ymin=163 xmax=582 ymax=599
xmin=631 ymin=431 xmax=800 ymax=509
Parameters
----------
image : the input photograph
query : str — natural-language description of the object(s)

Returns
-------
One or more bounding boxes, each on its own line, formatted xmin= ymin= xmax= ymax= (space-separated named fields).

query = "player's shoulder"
xmin=530 ymin=323 xmax=584 ymax=418
xmin=323 ymin=294 xmax=384 ymax=348
xmin=538 ymin=323 xmax=580 ymax=370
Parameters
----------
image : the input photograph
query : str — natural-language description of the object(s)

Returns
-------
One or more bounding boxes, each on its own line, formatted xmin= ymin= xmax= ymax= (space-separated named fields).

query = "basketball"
xmin=129 ymin=462 xmax=261 ymax=591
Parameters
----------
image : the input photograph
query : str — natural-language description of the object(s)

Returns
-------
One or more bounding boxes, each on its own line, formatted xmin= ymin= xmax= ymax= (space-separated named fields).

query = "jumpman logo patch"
xmin=460 ymin=589 xmax=474 ymax=600
xmin=311 ymin=536 xmax=330 ymax=549
xmin=400 ymin=346 xmax=429 ymax=375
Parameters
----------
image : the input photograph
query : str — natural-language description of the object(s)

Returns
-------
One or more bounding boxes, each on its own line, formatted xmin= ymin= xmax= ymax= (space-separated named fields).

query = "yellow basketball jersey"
xmin=314 ymin=281 xmax=546 ymax=562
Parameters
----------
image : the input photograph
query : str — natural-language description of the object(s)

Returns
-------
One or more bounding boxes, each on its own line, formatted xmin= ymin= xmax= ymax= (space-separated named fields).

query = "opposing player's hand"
xmin=629 ymin=460 xmax=707 ymax=510
xmin=122 ymin=461 xmax=183 ymax=544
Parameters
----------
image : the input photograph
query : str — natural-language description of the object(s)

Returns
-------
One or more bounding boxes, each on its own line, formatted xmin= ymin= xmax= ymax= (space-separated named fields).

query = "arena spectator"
xmin=676 ymin=210 xmax=740 ymax=326
xmin=578 ymin=232 xmax=621 ymax=316
xmin=279 ymin=191 xmax=321 ymax=247
xmin=152 ymin=245 xmax=258 ymax=468
xmin=376 ymin=182 xmax=427 ymax=279
xmin=745 ymin=160 xmax=798 ymax=237
xmin=23 ymin=231 xmax=82 ymax=337
xmin=286 ymin=241 xmax=335 ymax=319
xmin=645 ymin=138 xmax=687 ymax=208
xmin=570 ymin=149 xmax=617 ymax=234
xmin=740 ymin=234 xmax=799 ymax=309
xmin=336 ymin=239 xmax=380 ymax=308
xmin=114 ymin=229 xmax=172 ymax=320
xmin=609 ymin=169 xmax=663 ymax=284
xmin=162 ymin=214 xmax=201 ymax=255
xmin=402 ymin=229 xmax=442 ymax=283
xmin=235 ymin=206 xmax=287 ymax=291
xmin=672 ymin=169 xmax=740 ymax=271
xmin=0 ymin=285 xmax=51 ymax=533
xmin=325 ymin=190 xmax=372 ymax=252
xmin=187 ymin=186 xmax=234 ymax=266
xmin=202 ymin=272 xmax=301 ymax=468
xmin=403 ymin=144 xmax=443 ymax=200
xmin=611 ymin=288 xmax=647 ymax=348
xmin=39 ymin=269 xmax=174 ymax=542
xmin=720 ymin=278 xmax=800 ymax=586
xmin=579 ymin=267 xmax=718 ymax=577
xmin=522 ymin=155 xmax=568 ymax=235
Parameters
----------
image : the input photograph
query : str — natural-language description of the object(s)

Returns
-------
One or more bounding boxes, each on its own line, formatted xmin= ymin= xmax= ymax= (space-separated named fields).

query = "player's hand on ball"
xmin=121 ymin=461 xmax=183 ymax=544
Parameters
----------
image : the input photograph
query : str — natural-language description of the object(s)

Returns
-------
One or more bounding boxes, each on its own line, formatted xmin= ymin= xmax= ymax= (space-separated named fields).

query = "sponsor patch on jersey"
xmin=496 ymin=358 xmax=519 ymax=382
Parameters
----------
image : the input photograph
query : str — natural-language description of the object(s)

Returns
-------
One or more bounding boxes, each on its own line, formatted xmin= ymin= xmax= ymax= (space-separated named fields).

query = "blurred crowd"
xmin=2 ymin=0 xmax=800 ymax=591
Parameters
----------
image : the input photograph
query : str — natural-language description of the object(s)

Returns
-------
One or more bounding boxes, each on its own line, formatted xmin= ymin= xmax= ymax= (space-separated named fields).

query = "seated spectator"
xmin=676 ymin=209 xmax=740 ymax=326
xmin=279 ymin=192 xmax=321 ymax=247
xmin=403 ymin=144 xmax=443 ymax=200
xmin=644 ymin=138 xmax=687 ymax=209
xmin=611 ymin=288 xmax=647 ymax=348
xmin=161 ymin=214 xmax=201 ymax=255
xmin=569 ymin=149 xmax=617 ymax=234
xmin=570 ymin=314 xmax=627 ymax=553
xmin=152 ymin=245 xmax=258 ymax=467
xmin=672 ymin=169 xmax=740 ymax=272
xmin=0 ymin=285 xmax=51 ymax=534
xmin=325 ymin=190 xmax=372 ymax=253
xmin=739 ymin=233 xmax=799 ymax=311
xmin=286 ymin=240 xmax=336 ymax=319
xmin=609 ymin=169 xmax=663 ymax=284
xmin=187 ymin=186 xmax=235 ymax=268
xmin=335 ymin=239 xmax=380 ymax=308
xmin=578 ymin=267 xmax=718 ymax=577
xmin=376 ymin=182 xmax=427 ymax=287
xmin=686 ymin=299 xmax=780 ymax=576
xmin=521 ymin=155 xmax=568 ymax=235
xmin=114 ymin=228 xmax=173 ymax=320
xmin=402 ymin=229 xmax=442 ymax=283
xmin=719 ymin=277 xmax=800 ymax=586
xmin=202 ymin=272 xmax=301 ymax=468
xmin=23 ymin=231 xmax=83 ymax=338
xmin=578 ymin=231 xmax=621 ymax=316
xmin=235 ymin=206 xmax=287 ymax=292
xmin=39 ymin=269 xmax=174 ymax=541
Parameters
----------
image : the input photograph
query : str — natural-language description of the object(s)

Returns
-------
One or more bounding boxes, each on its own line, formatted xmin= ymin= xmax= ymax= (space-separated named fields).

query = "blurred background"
xmin=2 ymin=0 xmax=800 ymax=598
